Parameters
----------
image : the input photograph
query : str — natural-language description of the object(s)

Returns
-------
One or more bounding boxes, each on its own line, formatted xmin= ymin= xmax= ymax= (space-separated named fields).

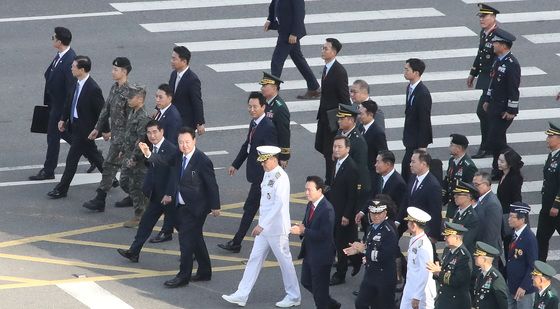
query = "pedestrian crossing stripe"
xmin=236 ymin=67 xmax=546 ymax=92
xmin=498 ymin=10 xmax=560 ymax=23
xmin=142 ymin=8 xmax=444 ymax=32
xmin=176 ymin=26 xmax=477 ymax=52
xmin=208 ymin=48 xmax=478 ymax=72
xmin=110 ymin=0 xmax=320 ymax=12
xmin=524 ymin=33 xmax=560 ymax=44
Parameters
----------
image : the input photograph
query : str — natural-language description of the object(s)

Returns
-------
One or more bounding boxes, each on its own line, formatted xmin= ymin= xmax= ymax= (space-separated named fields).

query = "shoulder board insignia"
xmin=458 ymin=248 xmax=466 ymax=255
xmin=275 ymin=172 xmax=281 ymax=179
xmin=357 ymin=184 xmax=362 ymax=190
xmin=508 ymin=58 xmax=514 ymax=63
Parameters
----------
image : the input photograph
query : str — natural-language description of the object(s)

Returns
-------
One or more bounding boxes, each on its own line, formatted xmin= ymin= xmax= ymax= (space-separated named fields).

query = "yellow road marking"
xmin=0 ymin=276 xmax=49 ymax=284
xmin=289 ymin=198 xmax=308 ymax=204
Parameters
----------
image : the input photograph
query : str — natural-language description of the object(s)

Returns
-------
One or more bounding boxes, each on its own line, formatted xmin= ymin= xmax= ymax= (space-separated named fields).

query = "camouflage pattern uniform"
xmin=95 ymin=82 xmax=131 ymax=192
xmin=119 ymin=102 xmax=150 ymax=217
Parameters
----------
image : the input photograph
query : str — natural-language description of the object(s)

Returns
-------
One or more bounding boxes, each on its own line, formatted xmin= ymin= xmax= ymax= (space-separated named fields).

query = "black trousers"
xmin=487 ymin=113 xmax=513 ymax=171
xmin=355 ymin=272 xmax=396 ymax=309
xmin=55 ymin=123 xmax=104 ymax=193
xmin=177 ymin=207 xmax=211 ymax=280
xmin=536 ymin=210 xmax=560 ymax=261
xmin=160 ymin=210 xmax=175 ymax=235
xmin=232 ymin=182 xmax=261 ymax=245
xmin=301 ymin=261 xmax=337 ymax=309
xmin=130 ymin=199 xmax=178 ymax=254
xmin=401 ymin=147 xmax=414 ymax=183
xmin=271 ymin=36 xmax=319 ymax=91
xmin=334 ymin=223 xmax=360 ymax=278
xmin=44 ymin=107 xmax=72 ymax=175
xmin=476 ymin=93 xmax=489 ymax=151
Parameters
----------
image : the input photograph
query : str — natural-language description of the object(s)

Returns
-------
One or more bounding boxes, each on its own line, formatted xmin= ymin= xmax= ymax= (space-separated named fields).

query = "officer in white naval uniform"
xmin=222 ymin=146 xmax=301 ymax=308
xmin=400 ymin=207 xmax=437 ymax=309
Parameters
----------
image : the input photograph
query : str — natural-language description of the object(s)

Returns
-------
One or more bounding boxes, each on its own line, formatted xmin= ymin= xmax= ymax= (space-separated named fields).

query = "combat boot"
xmin=82 ymin=189 xmax=106 ymax=212
xmin=115 ymin=196 xmax=133 ymax=208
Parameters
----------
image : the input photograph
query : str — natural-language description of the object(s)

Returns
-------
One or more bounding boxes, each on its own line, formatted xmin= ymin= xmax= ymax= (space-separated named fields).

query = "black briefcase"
xmin=31 ymin=105 xmax=49 ymax=134
xmin=326 ymin=108 xmax=339 ymax=133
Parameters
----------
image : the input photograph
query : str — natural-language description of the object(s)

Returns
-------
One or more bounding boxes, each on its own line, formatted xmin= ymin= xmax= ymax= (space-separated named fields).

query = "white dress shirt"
xmin=73 ymin=74 xmax=89 ymax=119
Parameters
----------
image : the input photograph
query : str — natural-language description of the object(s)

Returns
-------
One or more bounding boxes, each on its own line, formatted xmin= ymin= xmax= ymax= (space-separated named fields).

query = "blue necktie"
xmin=180 ymin=155 xmax=188 ymax=178
xmin=70 ymin=82 xmax=80 ymax=123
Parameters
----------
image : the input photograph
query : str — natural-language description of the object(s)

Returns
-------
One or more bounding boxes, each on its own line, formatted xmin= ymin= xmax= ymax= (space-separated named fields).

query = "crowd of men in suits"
xmin=28 ymin=0 xmax=560 ymax=308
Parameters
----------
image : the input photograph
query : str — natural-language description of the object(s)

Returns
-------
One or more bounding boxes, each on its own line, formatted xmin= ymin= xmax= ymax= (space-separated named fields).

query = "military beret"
xmin=336 ymin=103 xmax=359 ymax=118
xmin=492 ymin=28 xmax=516 ymax=44
xmin=257 ymin=145 xmax=281 ymax=162
xmin=532 ymin=260 xmax=557 ymax=278
xmin=474 ymin=241 xmax=500 ymax=257
xmin=112 ymin=57 xmax=132 ymax=72
xmin=405 ymin=206 xmax=431 ymax=223
xmin=450 ymin=133 xmax=469 ymax=147
xmin=259 ymin=71 xmax=283 ymax=86
xmin=453 ymin=180 xmax=478 ymax=199
xmin=367 ymin=200 xmax=387 ymax=213
xmin=545 ymin=121 xmax=560 ymax=136
xmin=510 ymin=202 xmax=531 ymax=214
xmin=442 ymin=222 xmax=468 ymax=236
xmin=477 ymin=3 xmax=500 ymax=16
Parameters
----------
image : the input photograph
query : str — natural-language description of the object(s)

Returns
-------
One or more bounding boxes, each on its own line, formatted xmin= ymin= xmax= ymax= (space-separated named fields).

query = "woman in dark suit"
xmin=496 ymin=147 xmax=524 ymax=262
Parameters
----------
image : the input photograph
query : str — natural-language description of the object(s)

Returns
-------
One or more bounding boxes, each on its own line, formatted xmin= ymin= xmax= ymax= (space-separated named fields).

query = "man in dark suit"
xmin=357 ymin=100 xmax=387 ymax=196
xmin=397 ymin=150 xmax=442 ymax=248
xmin=291 ymin=176 xmax=340 ymax=309
xmin=117 ymin=120 xmax=179 ymax=262
xmin=163 ymin=127 xmax=221 ymax=288
xmin=402 ymin=58 xmax=433 ymax=182
xmin=169 ymin=46 xmax=205 ymax=134
xmin=351 ymin=79 xmax=385 ymax=130
xmin=326 ymin=136 xmax=361 ymax=286
xmin=315 ymin=38 xmax=350 ymax=182
xmin=47 ymin=55 xmax=105 ymax=199
xmin=473 ymin=171 xmax=503 ymax=265
xmin=265 ymin=0 xmax=320 ymax=100
xmin=31 ymin=27 xmax=81 ymax=180
xmin=218 ymin=92 xmax=278 ymax=253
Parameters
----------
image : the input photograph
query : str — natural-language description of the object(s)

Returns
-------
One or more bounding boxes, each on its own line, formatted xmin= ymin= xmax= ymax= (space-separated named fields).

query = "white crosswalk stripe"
xmin=176 ymin=26 xmax=477 ymax=52
xmin=524 ymin=33 xmax=560 ymax=44
xmin=142 ymin=8 xmax=444 ymax=32
xmin=498 ymin=10 xmax=560 ymax=23
xmin=236 ymin=67 xmax=546 ymax=92
xmin=110 ymin=0 xmax=319 ymax=12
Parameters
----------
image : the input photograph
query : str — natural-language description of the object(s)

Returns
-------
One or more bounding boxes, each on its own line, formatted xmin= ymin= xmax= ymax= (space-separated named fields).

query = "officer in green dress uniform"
xmin=537 ymin=122 xmax=560 ymax=261
xmin=469 ymin=3 xmax=500 ymax=159
xmin=427 ymin=222 xmax=473 ymax=309
xmin=444 ymin=134 xmax=478 ymax=218
xmin=532 ymin=260 xmax=559 ymax=309
xmin=259 ymin=72 xmax=291 ymax=167
xmin=472 ymin=241 xmax=508 ymax=309
xmin=451 ymin=180 xmax=480 ymax=254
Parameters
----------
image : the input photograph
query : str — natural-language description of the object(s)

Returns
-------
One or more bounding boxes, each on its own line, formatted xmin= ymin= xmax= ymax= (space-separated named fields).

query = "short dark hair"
xmin=158 ymin=83 xmax=174 ymax=97
xmin=74 ymin=55 xmax=92 ymax=72
xmin=54 ymin=27 xmax=72 ymax=45
xmin=248 ymin=91 xmax=266 ymax=106
xmin=333 ymin=135 xmax=350 ymax=148
xmin=352 ymin=79 xmax=370 ymax=94
xmin=145 ymin=119 xmax=163 ymax=131
xmin=378 ymin=150 xmax=396 ymax=165
xmin=178 ymin=126 xmax=196 ymax=139
xmin=413 ymin=149 xmax=432 ymax=167
xmin=361 ymin=100 xmax=378 ymax=116
xmin=406 ymin=58 xmax=426 ymax=76
xmin=474 ymin=171 xmax=492 ymax=186
xmin=326 ymin=38 xmax=342 ymax=54
xmin=173 ymin=46 xmax=191 ymax=64
xmin=306 ymin=176 xmax=325 ymax=192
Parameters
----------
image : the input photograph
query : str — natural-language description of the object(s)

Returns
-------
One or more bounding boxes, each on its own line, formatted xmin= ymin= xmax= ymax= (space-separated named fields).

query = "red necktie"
xmin=308 ymin=203 xmax=316 ymax=221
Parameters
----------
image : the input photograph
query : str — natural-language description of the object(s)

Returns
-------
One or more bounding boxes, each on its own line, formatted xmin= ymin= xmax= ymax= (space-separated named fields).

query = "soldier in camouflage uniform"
xmin=119 ymin=85 xmax=151 ymax=227
xmin=259 ymin=72 xmax=291 ymax=168
xmin=83 ymin=57 xmax=132 ymax=212
xmin=443 ymin=134 xmax=478 ymax=219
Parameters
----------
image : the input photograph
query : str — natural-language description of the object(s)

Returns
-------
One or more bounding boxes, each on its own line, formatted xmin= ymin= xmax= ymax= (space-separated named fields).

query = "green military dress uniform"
xmin=265 ymin=95 xmax=291 ymax=161
xmin=532 ymin=260 xmax=560 ymax=309
xmin=435 ymin=223 xmax=473 ymax=309
xmin=472 ymin=242 xmax=508 ymax=309
xmin=120 ymin=87 xmax=150 ymax=217
xmin=451 ymin=180 xmax=480 ymax=254
xmin=444 ymin=134 xmax=478 ymax=219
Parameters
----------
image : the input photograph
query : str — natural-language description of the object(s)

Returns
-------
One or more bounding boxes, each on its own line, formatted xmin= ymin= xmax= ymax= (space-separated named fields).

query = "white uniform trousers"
xmin=233 ymin=233 xmax=301 ymax=302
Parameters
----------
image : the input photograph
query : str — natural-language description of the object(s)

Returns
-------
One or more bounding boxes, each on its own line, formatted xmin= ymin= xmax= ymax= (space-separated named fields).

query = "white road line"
xmin=237 ymin=67 xmax=546 ymax=92
xmin=524 ymin=33 xmax=560 ymax=44
xmin=286 ymin=85 xmax=559 ymax=112
xmin=111 ymin=0 xmax=319 ymax=12
xmin=142 ymin=8 xmax=444 ymax=32
xmin=58 ymin=281 xmax=134 ymax=309
xmin=206 ymin=121 xmax=297 ymax=132
xmin=498 ymin=11 xmax=560 ymax=23
xmin=177 ymin=26 xmax=477 ymax=52
xmin=0 ymin=11 xmax=122 ymax=23
xmin=208 ymin=48 xmax=477 ymax=72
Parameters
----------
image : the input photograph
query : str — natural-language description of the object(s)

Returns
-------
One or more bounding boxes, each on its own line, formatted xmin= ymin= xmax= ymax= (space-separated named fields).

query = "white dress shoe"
xmin=275 ymin=297 xmax=301 ymax=308
xmin=222 ymin=294 xmax=246 ymax=307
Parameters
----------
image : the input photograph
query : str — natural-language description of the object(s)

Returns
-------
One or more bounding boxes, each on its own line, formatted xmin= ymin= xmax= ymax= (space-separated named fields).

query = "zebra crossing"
xmin=109 ymin=0 xmax=560 ymax=270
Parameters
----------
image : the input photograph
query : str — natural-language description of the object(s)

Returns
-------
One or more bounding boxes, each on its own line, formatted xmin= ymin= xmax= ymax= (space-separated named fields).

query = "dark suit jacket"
xmin=158 ymin=104 xmax=182 ymax=145
xmin=142 ymin=139 xmax=179 ymax=202
xmin=232 ymin=116 xmax=278 ymax=184
xmin=44 ymin=48 xmax=76 ymax=110
xmin=315 ymin=60 xmax=350 ymax=156
xmin=361 ymin=122 xmax=388 ymax=172
xmin=400 ymin=172 xmax=442 ymax=239
xmin=61 ymin=77 xmax=104 ymax=138
xmin=474 ymin=191 xmax=503 ymax=253
xmin=402 ymin=81 xmax=433 ymax=149
xmin=378 ymin=170 xmax=407 ymax=213
xmin=297 ymin=197 xmax=336 ymax=266
xmin=506 ymin=226 xmax=537 ymax=295
xmin=169 ymin=69 xmax=204 ymax=128
xmin=171 ymin=148 xmax=221 ymax=217
xmin=497 ymin=172 xmax=523 ymax=214
xmin=267 ymin=0 xmax=306 ymax=39
xmin=326 ymin=156 xmax=358 ymax=220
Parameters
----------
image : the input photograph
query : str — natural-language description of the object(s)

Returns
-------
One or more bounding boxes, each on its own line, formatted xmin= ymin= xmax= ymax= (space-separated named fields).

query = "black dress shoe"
xmin=47 ymin=189 xmax=67 ymax=199
xmin=472 ymin=148 xmax=488 ymax=159
xmin=329 ymin=274 xmax=345 ymax=286
xmin=217 ymin=240 xmax=241 ymax=253
xmin=351 ymin=263 xmax=362 ymax=276
xmin=115 ymin=196 xmax=133 ymax=208
xmin=117 ymin=249 xmax=139 ymax=263
xmin=164 ymin=276 xmax=189 ymax=288
xmin=149 ymin=232 xmax=172 ymax=243
xmin=190 ymin=274 xmax=211 ymax=282
xmin=86 ymin=163 xmax=96 ymax=173
xmin=329 ymin=299 xmax=342 ymax=309
xmin=29 ymin=170 xmax=55 ymax=181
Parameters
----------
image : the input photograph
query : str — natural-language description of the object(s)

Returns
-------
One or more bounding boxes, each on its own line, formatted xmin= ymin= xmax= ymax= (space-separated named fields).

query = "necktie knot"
xmin=153 ymin=146 xmax=158 ymax=154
